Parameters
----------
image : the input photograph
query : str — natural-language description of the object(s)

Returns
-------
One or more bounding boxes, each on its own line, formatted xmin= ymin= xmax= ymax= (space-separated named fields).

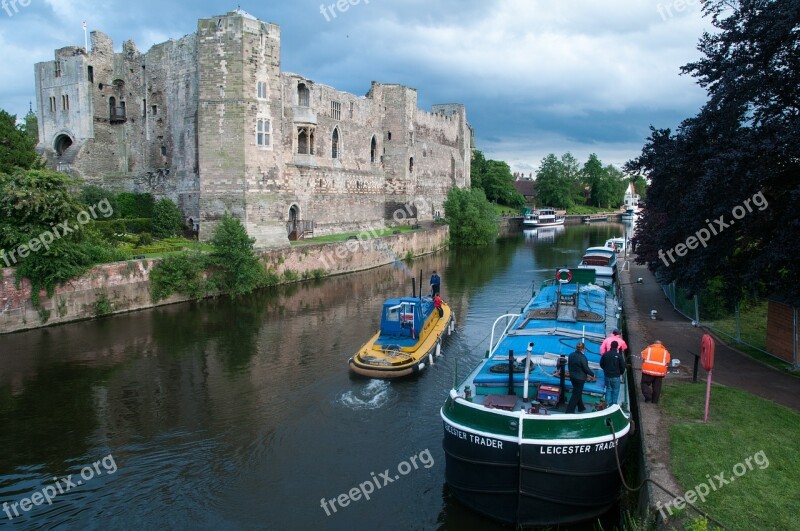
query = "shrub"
xmin=150 ymin=252 xmax=209 ymax=302
xmin=137 ymin=233 xmax=154 ymax=247
xmin=115 ymin=192 xmax=154 ymax=218
xmin=152 ymin=198 xmax=184 ymax=239
xmin=208 ymin=213 xmax=264 ymax=297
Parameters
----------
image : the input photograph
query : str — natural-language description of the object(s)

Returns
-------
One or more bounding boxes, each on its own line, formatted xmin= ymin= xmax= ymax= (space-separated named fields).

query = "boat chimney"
xmin=411 ymin=276 xmax=416 ymax=298
xmin=507 ymin=350 xmax=515 ymax=396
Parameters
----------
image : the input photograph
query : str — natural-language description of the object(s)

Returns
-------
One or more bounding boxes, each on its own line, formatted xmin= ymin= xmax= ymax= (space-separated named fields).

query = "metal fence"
xmin=661 ymin=282 xmax=798 ymax=368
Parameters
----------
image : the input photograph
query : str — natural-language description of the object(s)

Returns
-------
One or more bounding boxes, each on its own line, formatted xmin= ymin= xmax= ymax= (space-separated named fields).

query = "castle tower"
xmin=196 ymin=10 xmax=288 ymax=246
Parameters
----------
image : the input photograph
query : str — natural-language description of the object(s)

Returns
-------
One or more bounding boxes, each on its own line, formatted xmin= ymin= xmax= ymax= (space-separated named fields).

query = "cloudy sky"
xmin=0 ymin=0 xmax=712 ymax=173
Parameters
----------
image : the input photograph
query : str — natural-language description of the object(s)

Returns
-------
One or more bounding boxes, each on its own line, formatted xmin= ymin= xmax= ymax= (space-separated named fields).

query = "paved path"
xmin=621 ymin=254 xmax=800 ymax=412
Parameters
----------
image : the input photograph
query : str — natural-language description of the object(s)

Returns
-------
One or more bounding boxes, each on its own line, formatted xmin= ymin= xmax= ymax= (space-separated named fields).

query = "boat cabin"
xmin=379 ymin=297 xmax=434 ymax=339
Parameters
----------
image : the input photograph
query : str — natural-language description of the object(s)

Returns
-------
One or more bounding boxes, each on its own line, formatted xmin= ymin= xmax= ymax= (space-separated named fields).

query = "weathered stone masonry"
xmin=34 ymin=9 xmax=471 ymax=247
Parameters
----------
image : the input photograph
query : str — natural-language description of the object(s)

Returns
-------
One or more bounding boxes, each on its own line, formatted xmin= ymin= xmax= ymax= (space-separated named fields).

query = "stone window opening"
xmin=257 ymin=81 xmax=268 ymax=99
xmin=370 ymin=135 xmax=377 ymax=163
xmin=349 ymin=101 xmax=354 ymax=119
xmin=297 ymin=126 xmax=315 ymax=155
xmin=54 ymin=61 xmax=61 ymax=78
xmin=151 ymin=105 xmax=158 ymax=115
xmin=87 ymin=66 xmax=94 ymax=82
xmin=49 ymin=96 xmax=56 ymax=113
xmin=161 ymin=146 xmax=167 ymax=156
xmin=331 ymin=127 xmax=340 ymax=159
xmin=297 ymin=82 xmax=310 ymax=107
xmin=387 ymin=131 xmax=392 ymax=141
xmin=330 ymin=100 xmax=341 ymax=120
xmin=409 ymin=157 xmax=414 ymax=173
xmin=257 ymin=118 xmax=271 ymax=147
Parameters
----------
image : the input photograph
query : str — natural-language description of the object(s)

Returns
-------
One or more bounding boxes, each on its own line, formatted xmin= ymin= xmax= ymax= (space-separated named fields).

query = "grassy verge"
xmin=290 ymin=225 xmax=417 ymax=245
xmin=660 ymin=381 xmax=800 ymax=530
xmin=706 ymin=301 xmax=798 ymax=377
xmin=565 ymin=205 xmax=619 ymax=215
xmin=493 ymin=203 xmax=522 ymax=216
xmin=118 ymin=238 xmax=214 ymax=259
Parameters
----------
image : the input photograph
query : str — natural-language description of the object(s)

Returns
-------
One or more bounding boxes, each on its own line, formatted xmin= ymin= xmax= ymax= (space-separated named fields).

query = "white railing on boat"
xmin=489 ymin=313 xmax=522 ymax=357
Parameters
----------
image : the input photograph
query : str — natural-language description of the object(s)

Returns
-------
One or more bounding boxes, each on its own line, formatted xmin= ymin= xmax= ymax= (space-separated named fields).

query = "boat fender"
xmin=429 ymin=353 xmax=434 ymax=366
xmin=436 ymin=342 xmax=441 ymax=357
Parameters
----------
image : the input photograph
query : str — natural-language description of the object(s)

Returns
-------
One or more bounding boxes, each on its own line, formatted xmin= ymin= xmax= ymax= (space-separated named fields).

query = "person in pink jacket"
xmin=600 ymin=329 xmax=628 ymax=355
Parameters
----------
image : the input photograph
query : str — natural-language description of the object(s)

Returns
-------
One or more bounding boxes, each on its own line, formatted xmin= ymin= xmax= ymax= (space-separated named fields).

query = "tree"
xmin=626 ymin=0 xmax=799 ymax=303
xmin=534 ymin=154 xmax=573 ymax=209
xmin=0 ymin=110 xmax=40 ymax=173
xmin=208 ymin=213 xmax=264 ymax=297
xmin=631 ymin=175 xmax=648 ymax=201
xmin=152 ymin=198 xmax=183 ymax=238
xmin=483 ymin=160 xmax=525 ymax=207
xmin=22 ymin=108 xmax=38 ymax=145
xmin=470 ymin=149 xmax=489 ymax=191
xmin=443 ymin=187 xmax=498 ymax=246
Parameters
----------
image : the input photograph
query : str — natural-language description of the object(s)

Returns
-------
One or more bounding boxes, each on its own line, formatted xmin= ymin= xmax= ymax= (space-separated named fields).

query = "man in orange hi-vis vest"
xmin=641 ymin=340 xmax=671 ymax=404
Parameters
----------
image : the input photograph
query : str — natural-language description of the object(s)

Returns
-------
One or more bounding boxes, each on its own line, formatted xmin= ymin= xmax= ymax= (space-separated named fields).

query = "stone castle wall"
xmin=34 ymin=10 xmax=470 ymax=248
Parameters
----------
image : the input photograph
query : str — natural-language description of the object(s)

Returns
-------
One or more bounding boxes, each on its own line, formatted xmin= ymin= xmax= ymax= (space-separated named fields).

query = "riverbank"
xmin=0 ymin=225 xmax=449 ymax=334
xmin=621 ymin=250 xmax=800 ymax=529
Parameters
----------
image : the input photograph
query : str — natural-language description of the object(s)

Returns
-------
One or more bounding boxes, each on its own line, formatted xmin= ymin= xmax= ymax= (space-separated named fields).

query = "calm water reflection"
xmin=0 ymin=222 xmax=631 ymax=530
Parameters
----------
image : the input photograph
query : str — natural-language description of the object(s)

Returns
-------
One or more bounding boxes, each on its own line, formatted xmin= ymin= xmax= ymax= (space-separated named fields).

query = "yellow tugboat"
xmin=349 ymin=294 xmax=455 ymax=378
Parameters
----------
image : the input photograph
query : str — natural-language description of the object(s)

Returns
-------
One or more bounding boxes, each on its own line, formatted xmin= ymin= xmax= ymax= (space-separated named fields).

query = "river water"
xmin=0 ymin=222 xmax=631 ymax=530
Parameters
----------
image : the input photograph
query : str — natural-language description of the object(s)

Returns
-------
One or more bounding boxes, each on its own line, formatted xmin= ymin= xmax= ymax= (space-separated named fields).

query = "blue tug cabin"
xmin=377 ymin=297 xmax=435 ymax=344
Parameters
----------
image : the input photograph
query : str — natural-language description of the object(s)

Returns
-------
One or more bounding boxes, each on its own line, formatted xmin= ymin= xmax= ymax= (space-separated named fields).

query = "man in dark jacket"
xmin=566 ymin=343 xmax=595 ymax=413
xmin=600 ymin=340 xmax=626 ymax=405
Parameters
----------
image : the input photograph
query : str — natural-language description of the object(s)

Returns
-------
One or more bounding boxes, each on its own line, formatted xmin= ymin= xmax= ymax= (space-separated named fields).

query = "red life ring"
xmin=556 ymin=269 xmax=573 ymax=283
xmin=701 ymin=333 xmax=715 ymax=371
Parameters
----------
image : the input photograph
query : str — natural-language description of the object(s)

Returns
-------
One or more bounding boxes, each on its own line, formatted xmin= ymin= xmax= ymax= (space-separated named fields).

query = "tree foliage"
xmin=443 ymin=187 xmax=498 ymax=246
xmin=0 ymin=169 xmax=124 ymax=304
xmin=208 ymin=213 xmax=264 ymax=297
xmin=0 ymin=110 xmax=41 ymax=174
xmin=625 ymin=0 xmax=799 ymax=303
xmin=534 ymin=154 xmax=575 ymax=209
xmin=152 ymin=198 xmax=183 ymax=238
xmin=471 ymin=150 xmax=525 ymax=208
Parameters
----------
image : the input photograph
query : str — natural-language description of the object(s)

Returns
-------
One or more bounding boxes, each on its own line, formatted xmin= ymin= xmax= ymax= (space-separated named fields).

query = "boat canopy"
xmin=379 ymin=297 xmax=434 ymax=338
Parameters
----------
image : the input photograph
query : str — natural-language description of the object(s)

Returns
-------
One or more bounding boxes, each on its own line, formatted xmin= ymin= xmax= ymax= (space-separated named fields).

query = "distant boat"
xmin=621 ymin=207 xmax=636 ymax=221
xmin=349 ymin=294 xmax=455 ymax=378
xmin=577 ymin=247 xmax=618 ymax=287
xmin=604 ymin=237 xmax=626 ymax=254
xmin=582 ymin=214 xmax=609 ymax=223
xmin=441 ymin=268 xmax=631 ymax=527
xmin=523 ymin=208 xmax=565 ymax=228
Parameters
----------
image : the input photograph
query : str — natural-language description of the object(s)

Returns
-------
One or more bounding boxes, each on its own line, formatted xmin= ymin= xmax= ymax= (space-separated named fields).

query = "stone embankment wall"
xmin=0 ymin=226 xmax=448 ymax=335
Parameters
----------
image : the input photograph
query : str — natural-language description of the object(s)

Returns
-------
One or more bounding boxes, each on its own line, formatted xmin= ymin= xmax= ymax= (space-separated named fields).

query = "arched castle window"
xmin=257 ymin=81 xmax=268 ymax=99
xmin=297 ymin=82 xmax=309 ymax=107
xmin=331 ymin=128 xmax=340 ymax=159
xmin=370 ymin=136 xmax=377 ymax=163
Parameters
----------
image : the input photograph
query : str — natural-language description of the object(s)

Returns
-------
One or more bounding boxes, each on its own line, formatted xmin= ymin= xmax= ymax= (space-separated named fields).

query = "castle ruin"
xmin=34 ymin=9 xmax=472 ymax=247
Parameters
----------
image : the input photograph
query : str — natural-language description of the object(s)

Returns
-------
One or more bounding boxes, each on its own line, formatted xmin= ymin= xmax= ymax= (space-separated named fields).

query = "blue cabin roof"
xmin=473 ymin=282 xmax=614 ymax=394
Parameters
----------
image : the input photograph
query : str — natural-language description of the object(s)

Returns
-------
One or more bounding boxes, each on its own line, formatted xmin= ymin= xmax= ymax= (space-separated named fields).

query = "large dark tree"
xmin=627 ymin=0 xmax=800 ymax=304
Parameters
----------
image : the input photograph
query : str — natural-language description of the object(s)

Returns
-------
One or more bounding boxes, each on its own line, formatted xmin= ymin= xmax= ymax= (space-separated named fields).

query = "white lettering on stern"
xmin=538 ymin=440 xmax=618 ymax=454
xmin=445 ymin=424 xmax=504 ymax=450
